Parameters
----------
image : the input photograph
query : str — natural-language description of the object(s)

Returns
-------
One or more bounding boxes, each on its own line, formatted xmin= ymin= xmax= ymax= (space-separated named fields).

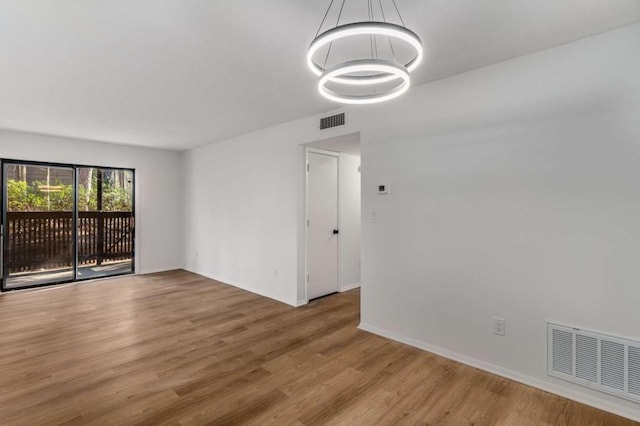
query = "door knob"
xmin=332 ymin=229 xmax=339 ymax=235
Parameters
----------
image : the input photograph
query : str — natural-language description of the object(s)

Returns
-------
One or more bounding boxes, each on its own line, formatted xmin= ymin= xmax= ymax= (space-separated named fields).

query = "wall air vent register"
xmin=320 ymin=112 xmax=346 ymax=130
xmin=548 ymin=322 xmax=640 ymax=403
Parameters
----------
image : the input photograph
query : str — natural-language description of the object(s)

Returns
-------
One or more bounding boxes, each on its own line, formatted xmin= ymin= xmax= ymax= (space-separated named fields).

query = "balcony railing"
xmin=6 ymin=211 xmax=133 ymax=274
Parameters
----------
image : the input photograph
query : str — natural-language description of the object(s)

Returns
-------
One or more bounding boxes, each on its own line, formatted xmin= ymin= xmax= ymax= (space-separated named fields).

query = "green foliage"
xmin=102 ymin=186 xmax=132 ymax=211
xmin=7 ymin=179 xmax=132 ymax=212
xmin=7 ymin=180 xmax=73 ymax=211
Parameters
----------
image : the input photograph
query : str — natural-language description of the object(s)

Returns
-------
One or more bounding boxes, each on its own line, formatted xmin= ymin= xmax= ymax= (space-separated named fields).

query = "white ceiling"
xmin=1 ymin=1 xmax=639 ymax=151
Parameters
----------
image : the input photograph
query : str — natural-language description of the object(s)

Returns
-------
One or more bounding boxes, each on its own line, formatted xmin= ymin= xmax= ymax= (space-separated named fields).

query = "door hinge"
xmin=307 ymin=219 xmax=309 ymax=227
xmin=307 ymin=163 xmax=309 ymax=172
xmin=307 ymin=274 xmax=310 ymax=282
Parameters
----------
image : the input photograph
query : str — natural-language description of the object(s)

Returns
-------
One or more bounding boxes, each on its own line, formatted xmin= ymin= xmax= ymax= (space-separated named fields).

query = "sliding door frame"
xmin=0 ymin=158 xmax=136 ymax=292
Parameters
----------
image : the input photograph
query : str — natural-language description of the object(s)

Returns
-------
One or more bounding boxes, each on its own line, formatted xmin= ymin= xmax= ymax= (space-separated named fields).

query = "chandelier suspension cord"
xmin=323 ymin=0 xmax=348 ymax=69
xmin=368 ymin=0 xmax=378 ymax=94
xmin=370 ymin=0 xmax=379 ymax=59
xmin=315 ymin=0 xmax=336 ymax=38
xmin=378 ymin=0 xmax=387 ymax=21
xmin=368 ymin=0 xmax=374 ymax=58
xmin=391 ymin=0 xmax=406 ymax=27
xmin=378 ymin=0 xmax=397 ymax=63
xmin=336 ymin=0 xmax=347 ymax=27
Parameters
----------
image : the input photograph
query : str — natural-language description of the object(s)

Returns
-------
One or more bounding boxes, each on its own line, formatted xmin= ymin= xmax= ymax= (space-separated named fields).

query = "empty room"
xmin=1 ymin=1 xmax=640 ymax=424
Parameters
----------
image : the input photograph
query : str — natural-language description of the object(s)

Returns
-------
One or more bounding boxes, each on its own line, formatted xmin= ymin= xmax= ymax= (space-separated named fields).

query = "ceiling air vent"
xmin=320 ymin=112 xmax=346 ymax=130
xmin=548 ymin=323 xmax=640 ymax=403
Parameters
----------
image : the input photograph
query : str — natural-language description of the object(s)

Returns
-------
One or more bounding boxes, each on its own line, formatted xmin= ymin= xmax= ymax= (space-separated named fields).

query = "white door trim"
xmin=304 ymin=148 xmax=340 ymax=302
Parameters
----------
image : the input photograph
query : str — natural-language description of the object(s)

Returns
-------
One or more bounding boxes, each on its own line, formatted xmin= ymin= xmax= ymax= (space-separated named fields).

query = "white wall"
xmin=182 ymin=23 xmax=640 ymax=419
xmin=182 ymin=119 xmax=358 ymax=306
xmin=356 ymin=24 xmax=640 ymax=420
xmin=0 ymin=130 xmax=183 ymax=274
xmin=338 ymin=153 xmax=361 ymax=290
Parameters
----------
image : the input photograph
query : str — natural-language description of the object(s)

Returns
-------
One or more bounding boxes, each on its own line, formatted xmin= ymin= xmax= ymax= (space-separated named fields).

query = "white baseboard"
xmin=138 ymin=266 xmax=182 ymax=275
xmin=358 ymin=322 xmax=640 ymax=422
xmin=340 ymin=282 xmax=360 ymax=292
xmin=189 ymin=270 xmax=297 ymax=307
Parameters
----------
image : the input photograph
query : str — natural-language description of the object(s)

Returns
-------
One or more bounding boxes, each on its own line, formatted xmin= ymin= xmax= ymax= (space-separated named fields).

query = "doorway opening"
xmin=303 ymin=133 xmax=361 ymax=302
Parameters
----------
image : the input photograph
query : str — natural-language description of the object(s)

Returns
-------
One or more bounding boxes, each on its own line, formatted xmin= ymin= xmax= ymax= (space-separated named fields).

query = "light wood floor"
xmin=0 ymin=270 xmax=636 ymax=425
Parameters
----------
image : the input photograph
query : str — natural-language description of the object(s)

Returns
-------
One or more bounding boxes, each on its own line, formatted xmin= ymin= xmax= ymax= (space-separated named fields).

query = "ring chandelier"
xmin=307 ymin=0 xmax=423 ymax=104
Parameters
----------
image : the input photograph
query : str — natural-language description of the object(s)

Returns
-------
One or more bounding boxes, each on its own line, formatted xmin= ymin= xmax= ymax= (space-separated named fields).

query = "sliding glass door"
xmin=1 ymin=160 xmax=135 ymax=291
xmin=2 ymin=163 xmax=75 ymax=289
xmin=77 ymin=168 xmax=134 ymax=280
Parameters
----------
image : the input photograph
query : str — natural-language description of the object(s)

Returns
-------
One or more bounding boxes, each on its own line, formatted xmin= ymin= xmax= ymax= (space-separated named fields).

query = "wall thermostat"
xmin=377 ymin=183 xmax=390 ymax=194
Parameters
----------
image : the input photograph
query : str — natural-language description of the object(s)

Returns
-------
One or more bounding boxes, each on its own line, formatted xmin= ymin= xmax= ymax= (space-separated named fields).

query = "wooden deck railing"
xmin=6 ymin=211 xmax=134 ymax=273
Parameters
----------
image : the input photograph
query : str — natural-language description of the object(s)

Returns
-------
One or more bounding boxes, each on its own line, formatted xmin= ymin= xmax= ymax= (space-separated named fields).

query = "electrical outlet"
xmin=493 ymin=317 xmax=506 ymax=336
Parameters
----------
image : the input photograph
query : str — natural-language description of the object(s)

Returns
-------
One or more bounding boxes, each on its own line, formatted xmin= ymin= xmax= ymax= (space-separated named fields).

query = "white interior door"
xmin=307 ymin=151 xmax=338 ymax=300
